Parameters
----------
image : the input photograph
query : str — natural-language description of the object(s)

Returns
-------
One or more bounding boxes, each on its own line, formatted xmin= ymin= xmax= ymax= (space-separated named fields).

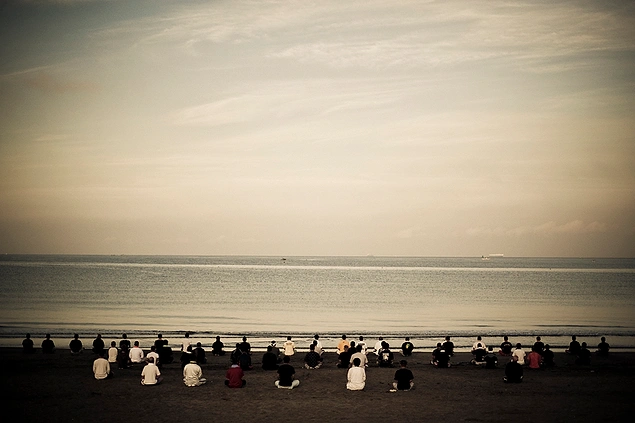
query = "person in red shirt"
xmin=225 ymin=358 xmax=246 ymax=388
xmin=526 ymin=349 xmax=542 ymax=369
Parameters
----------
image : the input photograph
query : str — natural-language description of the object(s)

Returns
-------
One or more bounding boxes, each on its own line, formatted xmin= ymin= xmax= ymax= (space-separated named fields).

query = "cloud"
xmin=24 ymin=73 xmax=99 ymax=94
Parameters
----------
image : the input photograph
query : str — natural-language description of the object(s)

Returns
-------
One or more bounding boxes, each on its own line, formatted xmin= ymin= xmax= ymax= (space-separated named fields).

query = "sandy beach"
xmin=1 ymin=347 xmax=633 ymax=422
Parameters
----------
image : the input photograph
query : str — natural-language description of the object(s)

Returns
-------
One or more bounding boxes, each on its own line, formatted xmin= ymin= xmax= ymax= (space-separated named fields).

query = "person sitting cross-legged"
xmin=275 ymin=355 xmax=300 ymax=389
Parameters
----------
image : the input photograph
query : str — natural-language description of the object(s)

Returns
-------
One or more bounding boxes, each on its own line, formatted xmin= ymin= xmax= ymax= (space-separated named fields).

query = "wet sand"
xmin=1 ymin=348 xmax=633 ymax=422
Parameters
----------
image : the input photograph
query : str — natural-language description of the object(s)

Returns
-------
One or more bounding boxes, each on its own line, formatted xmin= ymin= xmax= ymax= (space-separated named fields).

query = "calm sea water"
xmin=1 ymin=255 xmax=634 ymax=350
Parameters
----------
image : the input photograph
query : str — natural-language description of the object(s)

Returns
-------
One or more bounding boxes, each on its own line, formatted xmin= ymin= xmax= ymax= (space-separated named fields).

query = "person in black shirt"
xmin=576 ymin=342 xmax=591 ymax=365
xmin=275 ymin=356 xmax=299 ymax=389
xmin=69 ymin=334 xmax=83 ymax=354
xmin=262 ymin=346 xmax=279 ymax=370
xmin=304 ymin=343 xmax=323 ymax=369
xmin=212 ymin=336 xmax=225 ymax=356
xmin=41 ymin=334 xmax=55 ymax=354
xmin=337 ymin=345 xmax=352 ymax=368
xmin=533 ymin=336 xmax=545 ymax=354
xmin=22 ymin=334 xmax=35 ymax=354
xmin=92 ymin=334 xmax=105 ymax=355
xmin=566 ymin=335 xmax=581 ymax=354
xmin=378 ymin=342 xmax=394 ymax=368
xmin=499 ymin=336 xmax=513 ymax=356
xmin=194 ymin=342 xmax=206 ymax=364
xmin=442 ymin=336 xmax=454 ymax=357
xmin=504 ymin=356 xmax=523 ymax=383
xmin=393 ymin=360 xmax=414 ymax=391
xmin=542 ymin=344 xmax=555 ymax=367
xmin=401 ymin=337 xmax=414 ymax=356
xmin=597 ymin=337 xmax=610 ymax=356
xmin=239 ymin=336 xmax=251 ymax=355
xmin=484 ymin=347 xmax=498 ymax=369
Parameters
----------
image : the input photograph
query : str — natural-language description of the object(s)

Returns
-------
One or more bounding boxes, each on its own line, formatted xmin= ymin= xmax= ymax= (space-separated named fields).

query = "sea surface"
xmin=1 ymin=255 xmax=634 ymax=351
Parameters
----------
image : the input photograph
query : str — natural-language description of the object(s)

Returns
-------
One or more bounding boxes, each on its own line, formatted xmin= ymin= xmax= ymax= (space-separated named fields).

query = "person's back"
xmin=350 ymin=345 xmax=367 ymax=367
xmin=276 ymin=356 xmax=299 ymax=389
xmin=304 ymin=344 xmax=322 ymax=369
xmin=597 ymin=337 xmax=610 ymax=356
xmin=225 ymin=360 xmax=246 ymax=388
xmin=92 ymin=334 xmax=104 ymax=355
xmin=512 ymin=344 xmax=526 ymax=365
xmin=504 ymin=357 xmax=523 ymax=383
xmin=93 ymin=353 xmax=112 ymax=380
xmin=212 ymin=336 xmax=225 ymax=356
xmin=472 ymin=343 xmax=487 ymax=363
xmin=378 ymin=342 xmax=394 ymax=367
xmin=337 ymin=346 xmax=352 ymax=368
xmin=141 ymin=358 xmax=161 ymax=385
xmin=69 ymin=334 xmax=83 ymax=354
xmin=183 ymin=361 xmax=206 ymax=386
xmin=393 ymin=360 xmax=414 ymax=391
xmin=499 ymin=336 xmax=513 ymax=356
xmin=129 ymin=341 xmax=144 ymax=363
xmin=401 ymin=337 xmax=414 ymax=356
xmin=193 ymin=342 xmax=206 ymax=364
xmin=283 ymin=336 xmax=295 ymax=357
xmin=337 ymin=335 xmax=350 ymax=355
xmin=239 ymin=337 xmax=251 ymax=355
xmin=262 ymin=346 xmax=279 ymax=370
xmin=442 ymin=337 xmax=454 ymax=356
xmin=41 ymin=334 xmax=55 ymax=354
xmin=239 ymin=350 xmax=253 ymax=370
xmin=346 ymin=358 xmax=366 ymax=391
xmin=576 ymin=342 xmax=591 ymax=365
xmin=107 ymin=341 xmax=118 ymax=363
xmin=566 ymin=336 xmax=581 ymax=354
xmin=526 ymin=350 xmax=542 ymax=369
xmin=542 ymin=345 xmax=555 ymax=367
xmin=484 ymin=348 xmax=498 ymax=369
xmin=22 ymin=334 xmax=35 ymax=354
xmin=533 ymin=337 xmax=545 ymax=354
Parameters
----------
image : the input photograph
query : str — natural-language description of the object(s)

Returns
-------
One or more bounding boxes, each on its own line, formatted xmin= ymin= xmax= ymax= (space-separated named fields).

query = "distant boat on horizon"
xmin=489 ymin=253 xmax=504 ymax=258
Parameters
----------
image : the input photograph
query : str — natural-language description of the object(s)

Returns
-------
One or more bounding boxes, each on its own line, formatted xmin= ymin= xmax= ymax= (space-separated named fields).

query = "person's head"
xmin=111 ymin=341 xmax=116 ymax=347
xmin=350 ymin=341 xmax=356 ymax=349
xmin=287 ymin=336 xmax=292 ymax=340
xmin=231 ymin=357 xmax=239 ymax=365
xmin=312 ymin=340 xmax=317 ymax=346
xmin=242 ymin=336 xmax=247 ymax=342
xmin=96 ymin=334 xmax=101 ymax=339
xmin=147 ymin=356 xmax=154 ymax=364
xmin=545 ymin=344 xmax=551 ymax=350
xmin=477 ymin=336 xmax=482 ymax=341
xmin=572 ymin=335 xmax=577 ymax=340
xmin=150 ymin=345 xmax=156 ymax=352
xmin=477 ymin=343 xmax=482 ymax=348
xmin=488 ymin=346 xmax=493 ymax=352
xmin=503 ymin=335 xmax=508 ymax=341
xmin=399 ymin=360 xmax=408 ymax=368
xmin=314 ymin=334 xmax=319 ymax=340
xmin=436 ymin=342 xmax=442 ymax=348
xmin=185 ymin=332 xmax=190 ymax=338
xmin=342 ymin=334 xmax=347 ymax=340
xmin=187 ymin=345 xmax=193 ymax=352
xmin=353 ymin=357 xmax=361 ymax=367
xmin=601 ymin=336 xmax=606 ymax=342
xmin=26 ymin=333 xmax=31 ymax=339
xmin=271 ymin=340 xmax=276 ymax=345
xmin=45 ymin=334 xmax=50 ymax=339
xmin=134 ymin=341 xmax=139 ymax=347
xmin=267 ymin=346 xmax=272 ymax=352
xmin=359 ymin=336 xmax=364 ymax=341
xmin=122 ymin=334 xmax=127 ymax=339
xmin=73 ymin=333 xmax=79 ymax=339
xmin=379 ymin=336 xmax=384 ymax=341
xmin=445 ymin=336 xmax=450 ymax=341
xmin=309 ymin=344 xmax=315 ymax=351
xmin=382 ymin=341 xmax=389 ymax=349
xmin=516 ymin=343 xmax=522 ymax=349
xmin=283 ymin=355 xmax=290 ymax=363
xmin=405 ymin=336 xmax=410 ymax=341
xmin=536 ymin=336 xmax=541 ymax=341
xmin=216 ymin=336 xmax=221 ymax=341
xmin=343 ymin=345 xmax=349 ymax=351
xmin=581 ymin=342 xmax=587 ymax=348
xmin=197 ymin=342 xmax=202 ymax=348
xmin=157 ymin=333 xmax=163 ymax=339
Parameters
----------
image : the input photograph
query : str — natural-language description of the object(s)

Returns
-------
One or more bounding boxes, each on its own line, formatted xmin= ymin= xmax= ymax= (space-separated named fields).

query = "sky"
xmin=0 ymin=0 xmax=634 ymax=257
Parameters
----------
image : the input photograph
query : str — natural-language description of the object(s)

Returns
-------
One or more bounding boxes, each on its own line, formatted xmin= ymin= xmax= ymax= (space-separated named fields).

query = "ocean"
xmin=1 ymin=255 xmax=634 ymax=351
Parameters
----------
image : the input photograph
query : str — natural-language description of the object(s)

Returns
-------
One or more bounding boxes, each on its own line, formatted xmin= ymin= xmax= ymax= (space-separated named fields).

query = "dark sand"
xmin=1 ymin=348 xmax=633 ymax=422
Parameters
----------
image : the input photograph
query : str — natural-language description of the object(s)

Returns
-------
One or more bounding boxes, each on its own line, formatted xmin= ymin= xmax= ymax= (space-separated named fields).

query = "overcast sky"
xmin=0 ymin=0 xmax=634 ymax=257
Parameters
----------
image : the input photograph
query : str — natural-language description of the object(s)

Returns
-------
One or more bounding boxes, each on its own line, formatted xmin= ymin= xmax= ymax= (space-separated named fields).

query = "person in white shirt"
xmin=350 ymin=345 xmax=368 ymax=367
xmin=146 ymin=345 xmax=160 ymax=367
xmin=313 ymin=335 xmax=323 ymax=355
xmin=357 ymin=336 xmax=368 ymax=355
xmin=182 ymin=332 xmax=192 ymax=352
xmin=141 ymin=357 xmax=162 ymax=385
xmin=93 ymin=351 xmax=113 ymax=380
xmin=512 ymin=343 xmax=526 ymax=365
xmin=346 ymin=358 xmax=366 ymax=390
xmin=107 ymin=341 xmax=118 ymax=363
xmin=183 ymin=359 xmax=207 ymax=386
xmin=472 ymin=336 xmax=487 ymax=353
xmin=283 ymin=336 xmax=295 ymax=357
xmin=373 ymin=337 xmax=384 ymax=355
xmin=129 ymin=341 xmax=145 ymax=363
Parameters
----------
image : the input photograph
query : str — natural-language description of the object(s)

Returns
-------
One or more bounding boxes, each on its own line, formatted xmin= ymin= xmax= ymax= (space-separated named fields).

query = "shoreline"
xmin=1 ymin=348 xmax=633 ymax=422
